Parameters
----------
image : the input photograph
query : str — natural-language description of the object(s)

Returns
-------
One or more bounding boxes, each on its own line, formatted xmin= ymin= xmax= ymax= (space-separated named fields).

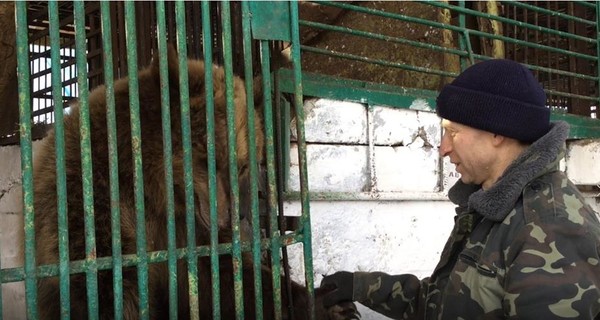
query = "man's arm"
xmin=322 ymin=271 xmax=427 ymax=319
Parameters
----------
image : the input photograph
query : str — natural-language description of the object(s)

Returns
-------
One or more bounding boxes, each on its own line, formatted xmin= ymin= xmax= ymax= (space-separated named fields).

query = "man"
xmin=321 ymin=59 xmax=600 ymax=319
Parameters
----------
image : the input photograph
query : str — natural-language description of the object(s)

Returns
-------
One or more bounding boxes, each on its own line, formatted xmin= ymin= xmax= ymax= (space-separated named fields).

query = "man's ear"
xmin=491 ymin=133 xmax=506 ymax=147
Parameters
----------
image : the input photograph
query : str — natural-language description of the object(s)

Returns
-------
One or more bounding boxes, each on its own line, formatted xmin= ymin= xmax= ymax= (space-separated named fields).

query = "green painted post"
xmin=241 ymin=2 xmax=264 ymax=319
xmin=99 ymin=2 xmax=124 ymax=319
xmin=219 ymin=2 xmax=245 ymax=319
xmin=457 ymin=1 xmax=469 ymax=68
xmin=74 ymin=2 xmax=100 ymax=319
xmin=154 ymin=1 xmax=179 ymax=319
xmin=174 ymin=2 xmax=200 ymax=319
xmin=15 ymin=2 xmax=38 ymax=318
xmin=596 ymin=3 xmax=600 ymax=111
xmin=289 ymin=2 xmax=316 ymax=319
xmin=200 ymin=2 xmax=221 ymax=318
xmin=123 ymin=2 xmax=150 ymax=318
xmin=48 ymin=1 xmax=71 ymax=318
xmin=259 ymin=40 xmax=283 ymax=320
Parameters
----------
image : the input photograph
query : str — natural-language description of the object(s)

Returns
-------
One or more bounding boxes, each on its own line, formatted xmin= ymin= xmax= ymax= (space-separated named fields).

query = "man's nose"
xmin=439 ymin=139 xmax=451 ymax=157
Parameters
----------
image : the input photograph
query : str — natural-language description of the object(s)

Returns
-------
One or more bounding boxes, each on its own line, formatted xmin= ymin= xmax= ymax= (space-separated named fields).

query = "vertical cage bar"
xmin=596 ymin=2 xmax=600 ymax=109
xmin=74 ymin=2 xmax=100 ymax=319
xmin=15 ymin=3 xmax=38 ymax=317
xmin=200 ymin=3 xmax=222 ymax=318
xmin=273 ymin=73 xmax=295 ymax=320
xmin=100 ymin=2 xmax=124 ymax=319
xmin=174 ymin=2 xmax=200 ymax=318
xmin=48 ymin=1 xmax=71 ymax=318
xmin=289 ymin=2 xmax=316 ymax=319
xmin=457 ymin=1 xmax=469 ymax=69
xmin=240 ymin=3 xmax=264 ymax=319
xmin=260 ymin=40 xmax=283 ymax=320
xmin=123 ymin=2 xmax=150 ymax=318
xmin=220 ymin=2 xmax=245 ymax=319
xmin=155 ymin=1 xmax=179 ymax=318
xmin=458 ymin=0 xmax=475 ymax=70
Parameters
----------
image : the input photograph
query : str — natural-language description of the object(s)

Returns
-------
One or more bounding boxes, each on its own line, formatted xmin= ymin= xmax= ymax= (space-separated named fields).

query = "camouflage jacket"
xmin=352 ymin=121 xmax=600 ymax=319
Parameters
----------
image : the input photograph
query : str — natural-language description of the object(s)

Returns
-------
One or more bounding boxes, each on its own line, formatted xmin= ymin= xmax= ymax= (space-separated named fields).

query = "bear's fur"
xmin=32 ymin=46 xmax=338 ymax=319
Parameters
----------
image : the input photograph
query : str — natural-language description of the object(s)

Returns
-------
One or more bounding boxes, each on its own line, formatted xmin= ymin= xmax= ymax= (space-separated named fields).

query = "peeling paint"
xmin=409 ymin=98 xmax=433 ymax=112
xmin=0 ymin=178 xmax=22 ymax=202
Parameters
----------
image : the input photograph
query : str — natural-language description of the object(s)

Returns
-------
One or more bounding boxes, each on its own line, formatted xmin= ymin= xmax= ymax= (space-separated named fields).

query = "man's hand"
xmin=320 ymin=271 xmax=355 ymax=307
xmin=326 ymin=301 xmax=361 ymax=320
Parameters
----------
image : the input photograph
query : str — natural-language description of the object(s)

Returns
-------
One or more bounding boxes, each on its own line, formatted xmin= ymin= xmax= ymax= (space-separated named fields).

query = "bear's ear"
xmin=150 ymin=43 xmax=181 ymax=91
xmin=166 ymin=43 xmax=181 ymax=86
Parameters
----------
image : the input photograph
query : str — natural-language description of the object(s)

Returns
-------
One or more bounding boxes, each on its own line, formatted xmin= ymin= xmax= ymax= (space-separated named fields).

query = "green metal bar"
xmin=277 ymin=69 xmax=437 ymax=111
xmin=317 ymin=1 xmax=598 ymax=62
xmin=544 ymin=89 xmax=599 ymax=101
xmin=174 ymin=2 xmax=200 ymax=318
xmin=260 ymin=40 xmax=283 ymax=320
xmin=48 ymin=1 xmax=71 ymax=318
xmin=426 ymin=1 xmax=597 ymax=44
xmin=457 ymin=1 xmax=470 ymax=69
xmin=461 ymin=30 xmax=475 ymax=65
xmin=289 ymin=2 xmax=316 ymax=319
xmin=597 ymin=3 xmax=600 ymax=109
xmin=200 ymin=2 xmax=220 ymax=319
xmin=577 ymin=1 xmax=597 ymax=9
xmin=466 ymin=25 xmax=596 ymax=62
xmin=505 ymin=1 xmax=596 ymax=26
xmin=526 ymin=63 xmax=597 ymax=81
xmin=99 ymin=2 xmax=124 ymax=320
xmin=241 ymin=3 xmax=264 ymax=319
xmin=301 ymin=39 xmax=598 ymax=81
xmin=15 ymin=2 xmax=38 ymax=318
xmin=300 ymin=45 xmax=457 ymax=78
xmin=220 ymin=2 xmax=245 ymax=318
xmin=74 ymin=2 xmax=100 ymax=319
xmin=273 ymin=79 xmax=291 ymax=196
xmin=2 ymin=234 xmax=306 ymax=283
xmin=551 ymin=113 xmax=600 ymax=139
xmin=299 ymin=20 xmax=469 ymax=57
xmin=155 ymin=1 xmax=178 ymax=319
xmin=453 ymin=53 xmax=598 ymax=81
xmin=283 ymin=191 xmax=450 ymax=202
xmin=123 ymin=2 xmax=149 ymax=318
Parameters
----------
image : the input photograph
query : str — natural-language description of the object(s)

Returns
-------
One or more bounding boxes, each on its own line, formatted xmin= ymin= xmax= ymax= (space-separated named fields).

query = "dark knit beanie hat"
xmin=436 ymin=59 xmax=550 ymax=143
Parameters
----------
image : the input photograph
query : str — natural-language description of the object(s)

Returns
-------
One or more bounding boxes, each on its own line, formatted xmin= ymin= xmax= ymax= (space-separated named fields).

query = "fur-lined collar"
xmin=447 ymin=121 xmax=570 ymax=221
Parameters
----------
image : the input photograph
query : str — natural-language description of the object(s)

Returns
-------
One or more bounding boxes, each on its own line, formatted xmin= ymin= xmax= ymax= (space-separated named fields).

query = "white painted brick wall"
xmin=566 ymin=139 xmax=600 ymax=185
xmin=374 ymin=145 xmax=439 ymax=192
xmin=288 ymin=144 xmax=369 ymax=192
xmin=292 ymin=99 xmax=368 ymax=144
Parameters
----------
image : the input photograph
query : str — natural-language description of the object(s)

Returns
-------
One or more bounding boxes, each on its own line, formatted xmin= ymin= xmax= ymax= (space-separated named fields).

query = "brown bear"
xmin=32 ymin=46 xmax=357 ymax=319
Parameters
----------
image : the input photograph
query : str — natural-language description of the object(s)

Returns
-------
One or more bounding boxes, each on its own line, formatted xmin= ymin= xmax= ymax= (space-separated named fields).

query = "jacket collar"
xmin=447 ymin=121 xmax=570 ymax=221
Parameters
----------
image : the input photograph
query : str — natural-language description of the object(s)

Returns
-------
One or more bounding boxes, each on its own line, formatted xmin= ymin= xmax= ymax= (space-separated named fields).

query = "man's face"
xmin=440 ymin=119 xmax=496 ymax=188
